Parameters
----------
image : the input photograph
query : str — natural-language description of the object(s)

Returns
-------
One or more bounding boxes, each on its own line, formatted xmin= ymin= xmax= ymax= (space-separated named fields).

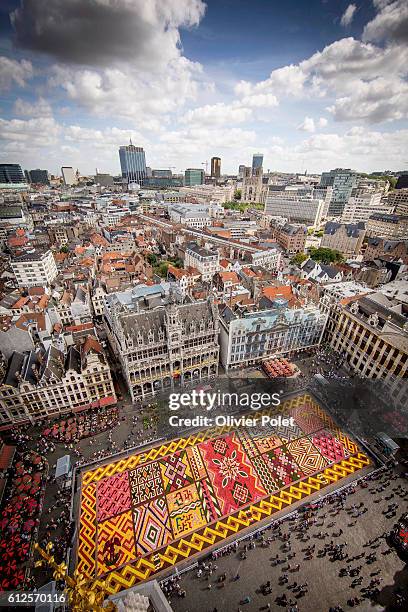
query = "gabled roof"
xmin=15 ymin=312 xmax=47 ymax=331
xmin=82 ymin=335 xmax=103 ymax=355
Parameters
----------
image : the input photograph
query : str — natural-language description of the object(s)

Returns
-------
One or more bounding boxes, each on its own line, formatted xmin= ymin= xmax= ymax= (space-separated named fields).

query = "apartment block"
xmin=274 ymin=223 xmax=307 ymax=254
xmin=320 ymin=221 xmax=366 ymax=257
xmin=11 ymin=249 xmax=58 ymax=288
xmin=184 ymin=242 xmax=220 ymax=282
xmin=366 ymin=214 xmax=408 ymax=239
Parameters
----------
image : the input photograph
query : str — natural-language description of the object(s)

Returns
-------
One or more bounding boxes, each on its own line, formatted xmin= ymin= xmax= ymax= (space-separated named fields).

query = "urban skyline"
xmin=0 ymin=0 xmax=407 ymax=175
xmin=0 ymin=3 xmax=407 ymax=609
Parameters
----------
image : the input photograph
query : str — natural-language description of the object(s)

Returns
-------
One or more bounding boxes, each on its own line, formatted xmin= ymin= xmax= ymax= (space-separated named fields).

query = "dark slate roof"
xmin=12 ymin=248 xmax=49 ymax=262
xmin=220 ymin=305 xmax=237 ymax=324
xmin=324 ymin=221 xmax=365 ymax=237
xmin=258 ymin=296 xmax=275 ymax=310
xmin=281 ymin=223 xmax=306 ymax=236
xmin=122 ymin=308 xmax=166 ymax=341
xmin=65 ymin=346 xmax=81 ymax=373
xmin=186 ymin=241 xmax=216 ymax=258
xmin=41 ymin=345 xmax=64 ymax=381
xmin=369 ymin=213 xmax=401 ymax=223
xmin=301 ymin=259 xmax=318 ymax=273
xmin=318 ymin=264 xmax=341 ymax=278
xmin=74 ymin=286 xmax=87 ymax=303
xmin=356 ymin=295 xmax=407 ymax=328
xmin=22 ymin=350 xmax=43 ymax=385
xmin=4 ymin=352 xmax=26 ymax=387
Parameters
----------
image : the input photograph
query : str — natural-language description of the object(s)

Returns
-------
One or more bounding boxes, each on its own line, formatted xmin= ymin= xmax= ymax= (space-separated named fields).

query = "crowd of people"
xmin=42 ymin=407 xmax=119 ymax=442
xmin=164 ymin=465 xmax=408 ymax=611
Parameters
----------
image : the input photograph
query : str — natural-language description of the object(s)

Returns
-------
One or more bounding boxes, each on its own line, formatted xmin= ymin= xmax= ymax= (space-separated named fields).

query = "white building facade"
xmin=12 ymin=249 xmax=58 ymax=288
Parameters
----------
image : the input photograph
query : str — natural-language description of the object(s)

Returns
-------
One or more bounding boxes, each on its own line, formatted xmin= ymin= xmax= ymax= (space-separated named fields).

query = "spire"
xmin=129 ymin=137 xmax=133 ymax=146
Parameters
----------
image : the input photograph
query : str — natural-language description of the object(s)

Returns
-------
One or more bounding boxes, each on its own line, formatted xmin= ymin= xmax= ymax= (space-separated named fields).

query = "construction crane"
xmin=201 ymin=161 xmax=208 ymax=174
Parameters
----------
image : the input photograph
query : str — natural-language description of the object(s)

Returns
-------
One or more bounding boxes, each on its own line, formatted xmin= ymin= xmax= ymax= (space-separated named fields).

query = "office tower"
xmin=395 ymin=174 xmax=408 ymax=189
xmin=320 ymin=168 xmax=358 ymax=217
xmin=94 ymin=173 xmax=114 ymax=188
xmin=387 ymin=188 xmax=408 ymax=216
xmin=27 ymin=169 xmax=49 ymax=185
xmin=211 ymin=157 xmax=221 ymax=179
xmin=184 ymin=168 xmax=205 ymax=186
xmin=264 ymin=192 xmax=325 ymax=226
xmin=119 ymin=143 xmax=147 ymax=184
xmin=238 ymin=164 xmax=246 ymax=178
xmin=252 ymin=153 xmax=264 ymax=175
xmin=152 ymin=169 xmax=172 ymax=177
xmin=0 ymin=163 xmax=26 ymax=184
xmin=61 ymin=166 xmax=77 ymax=186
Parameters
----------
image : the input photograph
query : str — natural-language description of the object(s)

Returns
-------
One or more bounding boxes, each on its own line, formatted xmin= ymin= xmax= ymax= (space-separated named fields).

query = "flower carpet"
xmin=76 ymin=393 xmax=370 ymax=594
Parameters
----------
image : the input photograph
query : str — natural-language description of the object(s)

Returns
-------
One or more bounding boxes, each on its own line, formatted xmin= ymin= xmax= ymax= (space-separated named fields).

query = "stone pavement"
xmin=168 ymin=469 xmax=408 ymax=612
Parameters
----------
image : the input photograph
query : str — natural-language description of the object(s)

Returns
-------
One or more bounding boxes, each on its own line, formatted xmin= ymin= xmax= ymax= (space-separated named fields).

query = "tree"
xmin=60 ymin=245 xmax=69 ymax=253
xmin=154 ymin=262 xmax=169 ymax=277
xmin=223 ymin=201 xmax=247 ymax=212
xmin=290 ymin=252 xmax=308 ymax=266
xmin=359 ymin=173 xmax=397 ymax=189
xmin=234 ymin=189 xmax=242 ymax=201
xmin=309 ymin=247 xmax=344 ymax=264
xmin=146 ymin=252 xmax=158 ymax=266
xmin=170 ymin=257 xmax=183 ymax=268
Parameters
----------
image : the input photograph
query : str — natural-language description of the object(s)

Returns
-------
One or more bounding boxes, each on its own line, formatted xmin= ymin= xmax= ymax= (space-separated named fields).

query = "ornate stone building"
xmin=105 ymin=294 xmax=219 ymax=401
xmin=321 ymin=291 xmax=408 ymax=408
xmin=0 ymin=336 xmax=116 ymax=426
xmin=219 ymin=302 xmax=327 ymax=370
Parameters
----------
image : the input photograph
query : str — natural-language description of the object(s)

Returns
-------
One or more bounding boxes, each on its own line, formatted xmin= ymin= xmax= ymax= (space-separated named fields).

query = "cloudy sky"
xmin=0 ymin=0 xmax=407 ymax=176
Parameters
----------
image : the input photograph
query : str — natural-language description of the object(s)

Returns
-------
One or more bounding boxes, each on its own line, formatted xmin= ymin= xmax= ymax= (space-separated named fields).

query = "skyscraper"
xmin=0 ymin=164 xmax=26 ymax=184
xmin=211 ymin=157 xmax=221 ymax=178
xmin=320 ymin=168 xmax=358 ymax=217
xmin=27 ymin=169 xmax=49 ymax=185
xmin=238 ymin=164 xmax=246 ymax=178
xmin=252 ymin=153 xmax=264 ymax=175
xmin=119 ymin=143 xmax=147 ymax=184
xmin=185 ymin=168 xmax=205 ymax=186
xmin=61 ymin=166 xmax=77 ymax=186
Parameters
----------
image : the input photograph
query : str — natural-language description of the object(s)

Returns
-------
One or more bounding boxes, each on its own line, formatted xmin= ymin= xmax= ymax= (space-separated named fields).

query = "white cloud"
xmin=0 ymin=57 xmax=33 ymax=91
xmin=256 ymin=126 xmax=408 ymax=173
xmin=327 ymin=76 xmax=408 ymax=123
xmin=240 ymin=93 xmax=278 ymax=108
xmin=65 ymin=125 xmax=148 ymax=148
xmin=48 ymin=57 xmax=205 ymax=126
xmin=233 ymin=36 xmax=408 ymax=125
xmin=11 ymin=0 xmax=206 ymax=68
xmin=298 ymin=117 xmax=316 ymax=132
xmin=340 ymin=4 xmax=357 ymax=27
xmin=235 ymin=65 xmax=307 ymax=99
xmin=363 ymin=0 xmax=408 ymax=45
xmin=14 ymin=97 xmax=53 ymax=118
xmin=183 ymin=102 xmax=253 ymax=125
xmin=297 ymin=117 xmax=328 ymax=132
xmin=0 ymin=116 xmax=61 ymax=149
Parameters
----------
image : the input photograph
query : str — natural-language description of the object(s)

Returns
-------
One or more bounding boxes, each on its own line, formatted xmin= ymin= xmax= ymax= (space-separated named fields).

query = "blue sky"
xmin=0 ymin=0 xmax=407 ymax=175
